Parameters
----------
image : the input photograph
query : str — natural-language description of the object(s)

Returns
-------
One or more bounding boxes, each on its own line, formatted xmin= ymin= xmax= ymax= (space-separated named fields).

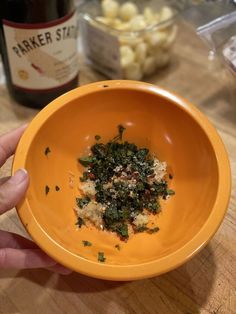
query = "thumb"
xmin=0 ymin=169 xmax=29 ymax=215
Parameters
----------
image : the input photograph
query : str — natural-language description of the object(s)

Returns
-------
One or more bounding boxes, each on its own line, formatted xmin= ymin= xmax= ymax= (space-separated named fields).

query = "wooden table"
xmin=0 ymin=22 xmax=235 ymax=314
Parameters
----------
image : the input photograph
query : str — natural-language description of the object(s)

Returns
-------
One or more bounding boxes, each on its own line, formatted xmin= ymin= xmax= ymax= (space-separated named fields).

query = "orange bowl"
xmin=13 ymin=80 xmax=231 ymax=280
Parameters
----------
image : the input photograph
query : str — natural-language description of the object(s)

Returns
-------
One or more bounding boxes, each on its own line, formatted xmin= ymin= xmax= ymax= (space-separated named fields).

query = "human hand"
xmin=0 ymin=126 xmax=71 ymax=274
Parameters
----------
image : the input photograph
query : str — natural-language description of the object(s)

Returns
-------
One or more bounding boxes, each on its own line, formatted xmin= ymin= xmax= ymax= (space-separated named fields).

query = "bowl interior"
xmin=21 ymin=85 xmax=219 ymax=267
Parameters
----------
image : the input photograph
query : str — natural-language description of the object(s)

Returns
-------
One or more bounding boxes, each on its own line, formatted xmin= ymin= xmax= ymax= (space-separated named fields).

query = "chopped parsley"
xmin=76 ymin=125 xmax=174 ymax=239
xmin=163 ymin=189 xmax=175 ymax=200
xmin=135 ymin=225 xmax=148 ymax=233
xmin=112 ymin=124 xmax=126 ymax=142
xmin=80 ymin=171 xmax=89 ymax=182
xmin=82 ymin=240 xmax=92 ymax=247
xmin=44 ymin=147 xmax=51 ymax=156
xmin=98 ymin=252 xmax=106 ymax=262
xmin=95 ymin=135 xmax=101 ymax=141
xmin=78 ymin=156 xmax=94 ymax=167
xmin=114 ymin=224 xmax=129 ymax=239
xmin=147 ymin=227 xmax=160 ymax=234
xmin=134 ymin=226 xmax=159 ymax=234
xmin=76 ymin=217 xmax=85 ymax=228
xmin=55 ymin=185 xmax=60 ymax=191
xmin=45 ymin=185 xmax=50 ymax=195
xmin=76 ymin=196 xmax=90 ymax=209
xmin=166 ymin=189 xmax=175 ymax=196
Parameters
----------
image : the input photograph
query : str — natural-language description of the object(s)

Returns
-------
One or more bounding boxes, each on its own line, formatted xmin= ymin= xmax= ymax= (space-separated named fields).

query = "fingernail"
xmin=10 ymin=169 xmax=28 ymax=184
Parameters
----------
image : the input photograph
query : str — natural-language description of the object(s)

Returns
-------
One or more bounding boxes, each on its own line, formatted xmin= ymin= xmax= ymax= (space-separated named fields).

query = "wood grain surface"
xmin=0 ymin=22 xmax=235 ymax=314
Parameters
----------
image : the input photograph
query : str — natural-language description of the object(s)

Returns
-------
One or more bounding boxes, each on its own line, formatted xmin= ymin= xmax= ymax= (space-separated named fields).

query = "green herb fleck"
xmin=76 ymin=217 xmax=85 ymax=228
xmin=76 ymin=197 xmax=90 ymax=209
xmin=135 ymin=226 xmax=159 ymax=234
xmin=118 ymin=125 xmax=125 ymax=140
xmin=147 ymin=227 xmax=160 ymax=234
xmin=95 ymin=135 xmax=101 ymax=141
xmin=44 ymin=147 xmax=51 ymax=156
xmin=80 ymin=171 xmax=89 ymax=182
xmin=78 ymin=156 xmax=94 ymax=167
xmin=45 ymin=185 xmax=50 ymax=195
xmin=147 ymin=201 xmax=160 ymax=213
xmin=55 ymin=185 xmax=60 ymax=191
xmin=115 ymin=224 xmax=129 ymax=239
xmin=82 ymin=240 xmax=92 ymax=247
xmin=112 ymin=124 xmax=126 ymax=142
xmin=167 ymin=189 xmax=175 ymax=196
xmin=115 ymin=244 xmax=121 ymax=250
xmin=98 ymin=252 xmax=106 ymax=263
xmin=135 ymin=226 xmax=148 ymax=233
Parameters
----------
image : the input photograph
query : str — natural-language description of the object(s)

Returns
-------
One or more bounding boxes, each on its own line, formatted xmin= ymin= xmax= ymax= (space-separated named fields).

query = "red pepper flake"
xmin=88 ymin=173 xmax=95 ymax=180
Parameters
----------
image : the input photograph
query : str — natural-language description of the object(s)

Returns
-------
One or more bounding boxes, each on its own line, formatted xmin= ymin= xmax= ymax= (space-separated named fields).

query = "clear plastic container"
xmin=79 ymin=0 xmax=185 ymax=80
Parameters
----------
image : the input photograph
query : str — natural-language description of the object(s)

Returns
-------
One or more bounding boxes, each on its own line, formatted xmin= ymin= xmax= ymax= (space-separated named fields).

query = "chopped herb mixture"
xmin=95 ymin=135 xmax=101 ymax=141
xmin=75 ymin=125 xmax=174 ymax=240
xmin=76 ymin=217 xmax=85 ymax=228
xmin=98 ymin=252 xmax=106 ymax=262
xmin=45 ymin=147 xmax=51 ymax=156
xmin=115 ymin=244 xmax=121 ymax=250
xmin=45 ymin=185 xmax=50 ymax=195
xmin=82 ymin=240 xmax=92 ymax=247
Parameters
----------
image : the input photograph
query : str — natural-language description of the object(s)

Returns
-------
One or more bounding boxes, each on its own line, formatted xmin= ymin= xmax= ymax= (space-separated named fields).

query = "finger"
xmin=0 ymin=230 xmax=38 ymax=249
xmin=0 ymin=168 xmax=29 ymax=215
xmin=0 ymin=232 xmax=71 ymax=274
xmin=0 ymin=248 xmax=57 ymax=269
xmin=0 ymin=177 xmax=10 ymax=186
xmin=0 ymin=124 xmax=27 ymax=167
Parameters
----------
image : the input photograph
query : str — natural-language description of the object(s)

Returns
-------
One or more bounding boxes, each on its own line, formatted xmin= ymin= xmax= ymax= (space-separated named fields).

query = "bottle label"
xmin=3 ymin=11 xmax=78 ymax=91
xmin=80 ymin=18 xmax=122 ymax=79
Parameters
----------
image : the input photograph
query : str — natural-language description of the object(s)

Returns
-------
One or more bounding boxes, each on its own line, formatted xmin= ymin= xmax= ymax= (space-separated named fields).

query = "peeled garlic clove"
xmin=119 ymin=35 xmax=142 ymax=47
xmin=135 ymin=42 xmax=147 ymax=64
xmin=154 ymin=13 xmax=161 ymax=23
xmin=129 ymin=37 xmax=143 ymax=46
xmin=130 ymin=15 xmax=147 ymax=31
xmin=145 ymin=31 xmax=168 ymax=47
xmin=119 ymin=2 xmax=138 ymax=22
xmin=124 ymin=62 xmax=142 ymax=80
xmin=143 ymin=56 xmax=156 ymax=75
xmin=143 ymin=7 xmax=155 ymax=24
xmin=115 ymin=22 xmax=131 ymax=31
xmin=162 ymin=25 xmax=177 ymax=49
xmin=102 ymin=0 xmax=119 ymax=19
xmin=95 ymin=16 xmax=112 ymax=26
xmin=155 ymin=51 xmax=170 ymax=68
xmin=110 ymin=18 xmax=122 ymax=28
xmin=120 ymin=45 xmax=135 ymax=67
xmin=119 ymin=36 xmax=130 ymax=45
xmin=159 ymin=6 xmax=173 ymax=23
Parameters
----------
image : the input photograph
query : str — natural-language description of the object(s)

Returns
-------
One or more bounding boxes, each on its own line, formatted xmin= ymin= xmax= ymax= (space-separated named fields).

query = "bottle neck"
xmin=0 ymin=0 xmax=75 ymax=23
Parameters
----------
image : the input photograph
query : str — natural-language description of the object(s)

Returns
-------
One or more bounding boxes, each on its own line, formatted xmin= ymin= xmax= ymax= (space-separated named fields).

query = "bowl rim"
xmin=12 ymin=80 xmax=231 ymax=281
